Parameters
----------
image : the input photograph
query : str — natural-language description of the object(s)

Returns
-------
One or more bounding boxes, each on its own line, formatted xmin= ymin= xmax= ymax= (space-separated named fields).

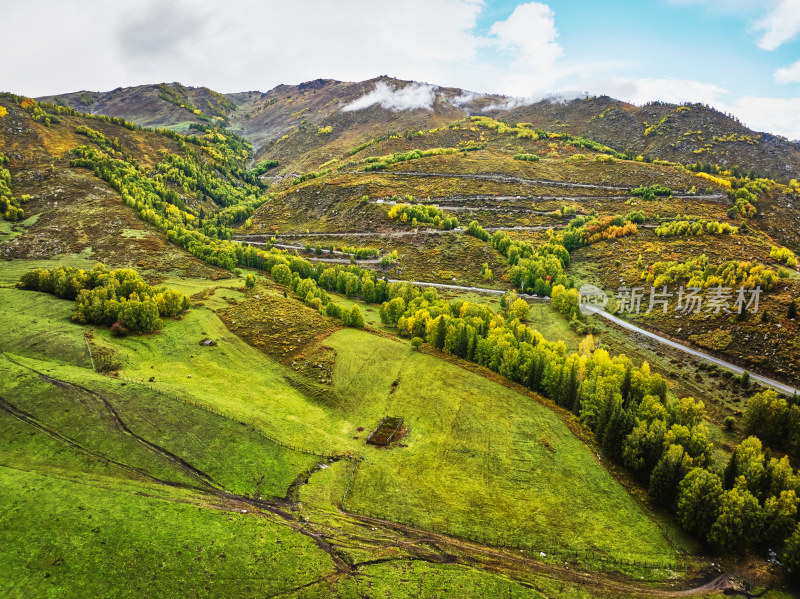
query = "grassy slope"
xmin=0 ymin=467 xmax=333 ymax=599
xmin=329 ymin=328 xmax=681 ymax=562
xmin=0 ymin=270 xmax=697 ymax=580
xmin=0 ymin=284 xmax=342 ymax=597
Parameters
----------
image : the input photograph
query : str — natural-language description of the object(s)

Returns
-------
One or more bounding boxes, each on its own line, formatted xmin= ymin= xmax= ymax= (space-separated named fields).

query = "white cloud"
xmin=775 ymin=59 xmax=800 ymax=84
xmin=449 ymin=91 xmax=485 ymax=107
xmin=0 ymin=0 xmax=486 ymax=97
xmin=488 ymin=2 xmax=562 ymax=68
xmin=3 ymin=0 xmax=800 ymax=140
xmin=481 ymin=91 xmax=588 ymax=112
xmin=667 ymin=0 xmax=800 ymax=50
xmin=486 ymin=2 xmax=564 ymax=96
xmin=726 ymin=96 xmax=800 ymax=140
xmin=342 ymin=82 xmax=437 ymax=112
xmin=753 ymin=0 xmax=800 ymax=50
xmin=589 ymin=77 xmax=728 ymax=106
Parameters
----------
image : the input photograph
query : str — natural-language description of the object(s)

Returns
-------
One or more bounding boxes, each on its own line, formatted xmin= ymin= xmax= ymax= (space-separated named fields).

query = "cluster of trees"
xmin=575 ymin=215 xmax=638 ymax=246
xmin=75 ymin=126 xmax=121 ymax=153
xmin=482 ymin=228 xmax=571 ymax=296
xmin=695 ymin=171 xmax=732 ymax=191
xmin=317 ymin=126 xmax=332 ymax=135
xmin=19 ymin=98 xmax=61 ymax=127
xmin=643 ymin=254 xmax=779 ymax=291
xmin=70 ymin=132 xmax=268 ymax=271
xmin=676 ymin=435 xmax=798 ymax=552
xmin=299 ymin=242 xmax=386 ymax=261
xmin=513 ymin=153 xmax=540 ymax=162
xmin=155 ymin=151 xmax=260 ymax=208
xmin=184 ymin=123 xmax=254 ymax=171
xmin=0 ymin=93 xmax=138 ymax=132
xmin=550 ymin=284 xmax=582 ymax=320
xmin=347 ymin=138 xmax=379 ymax=157
xmin=363 ymin=147 xmax=458 ymax=172
xmin=378 ymin=286 xmax=800 ymax=555
xmin=466 ymin=220 xmax=490 ymax=241
xmin=467 ymin=117 xmax=625 ymax=158
xmin=264 ymin=256 xmax=421 ymax=329
xmin=339 ymin=246 xmax=380 ymax=259
xmin=631 ymin=184 xmax=672 ymax=201
xmin=726 ymin=179 xmax=769 ymax=220
xmin=387 ymin=201 xmax=459 ymax=230
xmin=729 ymin=188 xmax=757 ymax=219
xmin=557 ymin=213 xmax=639 ymax=252
xmin=246 ymin=244 xmax=419 ymax=308
xmin=17 ymin=264 xmax=190 ymax=334
xmin=744 ymin=390 xmax=800 ymax=455
xmin=655 ymin=219 xmax=738 ymax=237
xmin=250 ymin=160 xmax=279 ymax=176
xmin=292 ymin=168 xmax=332 ymax=185
xmin=497 ymin=235 xmax=570 ymax=297
xmin=468 ymin=116 xmax=538 ymax=138
xmin=566 ymin=153 xmax=587 ymax=162
xmin=0 ymin=153 xmax=28 ymax=221
xmin=211 ymin=196 xmax=267 ymax=230
xmin=625 ymin=210 xmax=645 ymax=223
xmin=156 ymin=83 xmax=233 ymax=125
xmin=770 ymin=246 xmax=798 ymax=268
xmin=686 ymin=160 xmax=766 ymax=181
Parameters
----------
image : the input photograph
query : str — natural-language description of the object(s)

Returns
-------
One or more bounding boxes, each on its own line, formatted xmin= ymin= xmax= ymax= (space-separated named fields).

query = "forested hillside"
xmin=2 ymin=79 xmax=800 ymax=598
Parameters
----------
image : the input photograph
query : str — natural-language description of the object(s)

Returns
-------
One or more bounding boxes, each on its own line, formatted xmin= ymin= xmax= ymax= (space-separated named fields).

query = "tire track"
xmin=1 ymin=350 xmax=220 ymax=489
xmin=0 ymin=351 xmax=353 ymax=573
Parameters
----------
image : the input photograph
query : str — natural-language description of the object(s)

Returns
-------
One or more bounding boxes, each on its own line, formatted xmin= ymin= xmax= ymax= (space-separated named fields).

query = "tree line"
xmin=643 ymin=254 xmax=779 ymax=291
xmin=376 ymin=285 xmax=800 ymax=560
xmin=17 ymin=264 xmax=190 ymax=334
xmin=0 ymin=152 xmax=29 ymax=221
xmin=655 ymin=219 xmax=738 ymax=237
xmin=388 ymin=199 xmax=459 ymax=230
xmin=464 ymin=212 xmax=638 ymax=300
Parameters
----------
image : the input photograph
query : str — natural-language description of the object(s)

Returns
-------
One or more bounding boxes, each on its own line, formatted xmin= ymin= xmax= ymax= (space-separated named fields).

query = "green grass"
xmin=0 ymin=287 xmax=323 ymax=497
xmin=1 ymin=278 xmax=699 ymax=594
xmin=0 ymin=251 xmax=96 ymax=286
xmin=5 ymin=283 xmax=686 ymax=563
xmin=0 ymin=287 xmax=92 ymax=367
xmin=328 ymin=329 xmax=683 ymax=564
xmin=95 ymin=314 xmax=345 ymax=453
xmin=0 ymin=212 xmax=40 ymax=243
xmin=119 ymin=227 xmax=149 ymax=239
xmin=297 ymin=560 xmax=561 ymax=599
xmin=525 ymin=302 xmax=583 ymax=352
xmin=0 ymin=466 xmax=335 ymax=599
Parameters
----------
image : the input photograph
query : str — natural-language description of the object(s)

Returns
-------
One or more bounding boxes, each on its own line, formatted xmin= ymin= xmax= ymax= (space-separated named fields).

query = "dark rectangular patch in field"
xmin=366 ymin=416 xmax=404 ymax=446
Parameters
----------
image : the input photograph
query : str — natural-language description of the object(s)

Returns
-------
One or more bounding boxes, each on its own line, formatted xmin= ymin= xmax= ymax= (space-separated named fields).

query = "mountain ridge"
xmin=37 ymin=77 xmax=800 ymax=181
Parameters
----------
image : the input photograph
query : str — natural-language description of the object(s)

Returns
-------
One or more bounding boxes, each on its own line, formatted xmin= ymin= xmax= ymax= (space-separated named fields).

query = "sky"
xmin=3 ymin=0 xmax=800 ymax=138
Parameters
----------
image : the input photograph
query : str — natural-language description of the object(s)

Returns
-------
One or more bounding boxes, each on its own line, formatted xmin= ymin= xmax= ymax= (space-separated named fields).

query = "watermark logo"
xmin=613 ymin=285 xmax=761 ymax=315
xmin=578 ymin=284 xmax=762 ymax=316
xmin=579 ymin=284 xmax=608 ymax=316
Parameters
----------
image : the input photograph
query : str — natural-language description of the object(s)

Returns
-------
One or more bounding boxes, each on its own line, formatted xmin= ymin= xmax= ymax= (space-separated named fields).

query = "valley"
xmin=1 ymin=79 xmax=800 ymax=598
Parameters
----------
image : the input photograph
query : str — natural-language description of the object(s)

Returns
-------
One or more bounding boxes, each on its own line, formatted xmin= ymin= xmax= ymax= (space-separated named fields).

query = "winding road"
xmin=385 ymin=279 xmax=799 ymax=396
xmin=582 ymin=305 xmax=800 ymax=396
xmin=384 ymin=170 xmax=634 ymax=191
xmin=237 ymin=222 xmax=797 ymax=396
